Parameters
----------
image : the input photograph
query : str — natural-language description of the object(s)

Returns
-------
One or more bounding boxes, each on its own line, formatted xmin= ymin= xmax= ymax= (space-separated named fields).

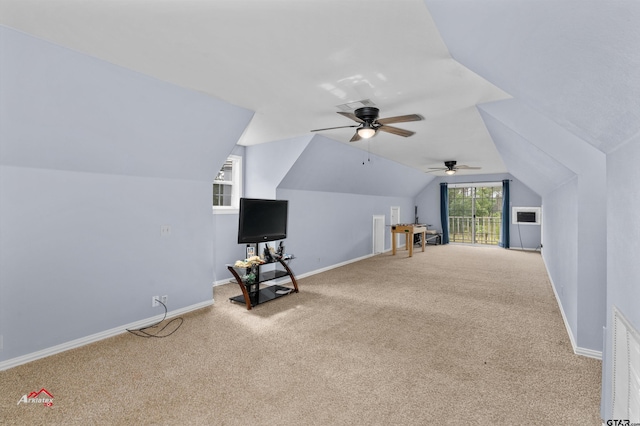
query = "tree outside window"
xmin=448 ymin=184 xmax=502 ymax=245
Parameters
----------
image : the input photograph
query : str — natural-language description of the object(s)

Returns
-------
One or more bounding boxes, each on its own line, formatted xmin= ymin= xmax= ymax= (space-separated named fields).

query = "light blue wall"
xmin=415 ymin=173 xmax=541 ymax=249
xmin=478 ymin=99 xmax=607 ymax=355
xmin=213 ymin=212 xmax=247 ymax=284
xmin=0 ymin=27 xmax=253 ymax=362
xmin=280 ymin=135 xmax=434 ymax=197
xmin=238 ymin=134 xmax=429 ymax=277
xmin=245 ymin=135 xmax=312 ymax=199
xmin=213 ymin=132 xmax=427 ymax=286
xmin=602 ymin=133 xmax=640 ymax=418
xmin=3 ymin=9 xmax=635 ymax=420
xmin=278 ymin=188 xmax=415 ymax=275
xmin=212 ymin=137 xmax=312 ymax=283
xmin=212 ymin=145 xmax=247 ymax=284
xmin=0 ymin=167 xmax=215 ymax=356
xmin=422 ymin=2 xmax=640 ymax=417
xmin=542 ymin=178 xmax=579 ymax=340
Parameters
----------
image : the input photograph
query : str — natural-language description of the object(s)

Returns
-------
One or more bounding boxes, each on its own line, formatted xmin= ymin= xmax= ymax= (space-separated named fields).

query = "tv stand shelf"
xmin=253 ymin=269 xmax=289 ymax=281
xmin=227 ymin=257 xmax=299 ymax=310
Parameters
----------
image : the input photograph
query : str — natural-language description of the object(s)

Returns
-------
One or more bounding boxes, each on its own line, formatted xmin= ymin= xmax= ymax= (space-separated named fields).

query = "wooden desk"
xmin=391 ymin=224 xmax=426 ymax=257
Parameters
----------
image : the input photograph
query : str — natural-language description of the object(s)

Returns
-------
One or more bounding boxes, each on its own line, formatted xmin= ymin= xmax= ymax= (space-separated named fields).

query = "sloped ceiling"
xmin=425 ymin=0 xmax=640 ymax=155
xmin=478 ymin=106 xmax=575 ymax=197
xmin=280 ymin=135 xmax=434 ymax=197
xmin=1 ymin=1 xmax=637 ymax=184
xmin=1 ymin=26 xmax=253 ymax=181
xmin=0 ymin=0 xmax=509 ymax=175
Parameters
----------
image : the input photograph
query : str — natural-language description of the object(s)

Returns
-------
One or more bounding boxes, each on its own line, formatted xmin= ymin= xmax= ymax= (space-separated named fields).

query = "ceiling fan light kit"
xmin=310 ymin=106 xmax=423 ymax=142
xmin=357 ymin=123 xmax=376 ymax=139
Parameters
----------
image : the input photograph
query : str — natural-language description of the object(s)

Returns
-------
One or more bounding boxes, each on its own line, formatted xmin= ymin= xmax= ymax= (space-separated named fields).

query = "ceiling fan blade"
xmin=376 ymin=114 xmax=423 ymax=125
xmin=377 ymin=125 xmax=415 ymax=137
xmin=427 ymin=167 xmax=447 ymax=170
xmin=455 ymin=165 xmax=482 ymax=170
xmin=350 ymin=131 xmax=362 ymax=142
xmin=310 ymin=124 xmax=359 ymax=132
xmin=337 ymin=111 xmax=364 ymax=123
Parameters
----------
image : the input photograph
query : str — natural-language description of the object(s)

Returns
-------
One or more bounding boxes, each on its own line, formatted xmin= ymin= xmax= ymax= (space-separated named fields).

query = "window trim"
xmin=213 ymin=155 xmax=242 ymax=214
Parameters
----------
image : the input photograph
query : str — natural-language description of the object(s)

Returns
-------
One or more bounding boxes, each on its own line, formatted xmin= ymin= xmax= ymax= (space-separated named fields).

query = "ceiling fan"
xmin=428 ymin=160 xmax=482 ymax=175
xmin=310 ymin=107 xmax=423 ymax=142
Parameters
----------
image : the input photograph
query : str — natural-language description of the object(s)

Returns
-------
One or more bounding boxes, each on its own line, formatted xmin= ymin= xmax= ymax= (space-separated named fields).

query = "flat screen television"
xmin=237 ymin=198 xmax=288 ymax=244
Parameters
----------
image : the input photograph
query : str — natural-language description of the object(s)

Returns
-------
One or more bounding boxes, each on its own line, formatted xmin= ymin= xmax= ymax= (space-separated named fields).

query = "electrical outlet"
xmin=152 ymin=296 xmax=160 ymax=307
xmin=161 ymin=295 xmax=168 ymax=306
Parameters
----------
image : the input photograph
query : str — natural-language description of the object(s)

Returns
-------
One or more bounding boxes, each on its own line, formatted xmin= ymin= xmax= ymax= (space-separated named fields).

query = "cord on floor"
xmin=127 ymin=299 xmax=183 ymax=338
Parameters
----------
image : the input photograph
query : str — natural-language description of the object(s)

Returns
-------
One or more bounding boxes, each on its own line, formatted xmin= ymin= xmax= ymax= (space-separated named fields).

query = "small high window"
xmin=213 ymin=155 xmax=242 ymax=213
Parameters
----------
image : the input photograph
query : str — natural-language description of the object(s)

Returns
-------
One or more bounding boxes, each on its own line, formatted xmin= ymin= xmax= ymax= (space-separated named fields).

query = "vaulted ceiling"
xmin=426 ymin=0 xmax=640 ymax=155
xmin=1 ymin=0 xmax=638 ymax=183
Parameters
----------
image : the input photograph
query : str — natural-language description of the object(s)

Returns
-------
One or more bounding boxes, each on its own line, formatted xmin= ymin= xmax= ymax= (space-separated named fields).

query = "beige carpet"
xmin=0 ymin=244 xmax=602 ymax=425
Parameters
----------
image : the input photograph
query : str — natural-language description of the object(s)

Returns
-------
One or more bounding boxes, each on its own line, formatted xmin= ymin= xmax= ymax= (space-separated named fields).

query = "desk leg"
xmin=408 ymin=233 xmax=413 ymax=257
xmin=392 ymin=232 xmax=397 ymax=255
xmin=421 ymin=231 xmax=426 ymax=252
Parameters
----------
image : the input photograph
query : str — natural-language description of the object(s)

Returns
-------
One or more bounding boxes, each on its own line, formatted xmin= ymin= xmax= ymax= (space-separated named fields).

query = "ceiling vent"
xmin=336 ymin=99 xmax=376 ymax=112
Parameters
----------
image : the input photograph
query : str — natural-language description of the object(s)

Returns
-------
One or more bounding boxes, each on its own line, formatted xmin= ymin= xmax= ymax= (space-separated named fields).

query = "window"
xmin=448 ymin=182 xmax=502 ymax=245
xmin=213 ymin=155 xmax=242 ymax=213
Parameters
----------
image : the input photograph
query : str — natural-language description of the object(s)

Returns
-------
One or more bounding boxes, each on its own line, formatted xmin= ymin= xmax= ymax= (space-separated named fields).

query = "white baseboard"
xmin=0 ymin=299 xmax=214 ymax=372
xmin=575 ymin=346 xmax=603 ymax=360
xmin=294 ymin=253 xmax=376 ymax=280
xmin=541 ymin=255 xmax=603 ymax=360
xmin=509 ymin=246 xmax=541 ymax=252
xmin=214 ymin=277 xmax=238 ymax=287
xmin=213 ymin=252 xmax=378 ymax=287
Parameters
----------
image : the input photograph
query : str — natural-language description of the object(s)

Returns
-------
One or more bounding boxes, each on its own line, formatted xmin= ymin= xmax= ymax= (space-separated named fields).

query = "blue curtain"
xmin=499 ymin=179 xmax=510 ymax=248
xmin=440 ymin=182 xmax=449 ymax=244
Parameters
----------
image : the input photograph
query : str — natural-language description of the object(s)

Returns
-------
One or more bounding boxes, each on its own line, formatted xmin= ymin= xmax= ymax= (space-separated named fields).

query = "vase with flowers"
xmin=233 ymin=256 xmax=264 ymax=292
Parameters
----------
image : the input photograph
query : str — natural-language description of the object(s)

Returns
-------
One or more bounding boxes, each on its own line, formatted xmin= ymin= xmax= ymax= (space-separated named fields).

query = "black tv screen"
xmin=238 ymin=198 xmax=288 ymax=244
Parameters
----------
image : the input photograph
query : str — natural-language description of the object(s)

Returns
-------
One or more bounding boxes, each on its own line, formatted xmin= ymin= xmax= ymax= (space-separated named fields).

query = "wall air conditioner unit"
xmin=612 ymin=307 xmax=640 ymax=422
xmin=512 ymin=207 xmax=541 ymax=225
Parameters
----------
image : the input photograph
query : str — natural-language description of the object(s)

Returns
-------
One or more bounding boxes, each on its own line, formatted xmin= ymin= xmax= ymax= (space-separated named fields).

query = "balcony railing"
xmin=449 ymin=216 xmax=501 ymax=245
